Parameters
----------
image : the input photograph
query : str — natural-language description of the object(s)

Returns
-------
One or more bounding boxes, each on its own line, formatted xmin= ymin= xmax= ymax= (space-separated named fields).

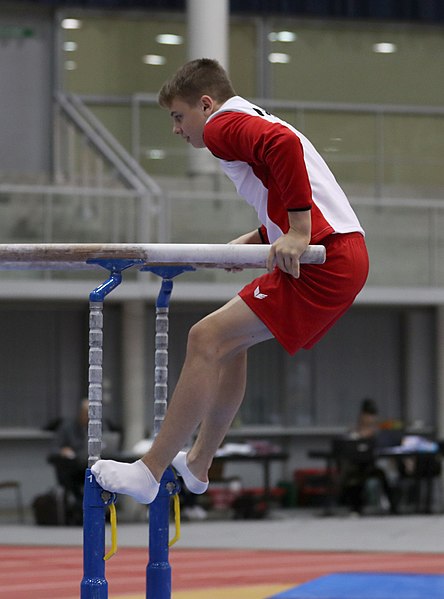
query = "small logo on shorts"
xmin=254 ymin=286 xmax=268 ymax=299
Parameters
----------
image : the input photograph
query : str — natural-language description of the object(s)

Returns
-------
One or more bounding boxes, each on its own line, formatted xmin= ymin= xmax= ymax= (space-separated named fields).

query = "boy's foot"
xmin=91 ymin=459 xmax=160 ymax=504
xmin=171 ymin=451 xmax=209 ymax=494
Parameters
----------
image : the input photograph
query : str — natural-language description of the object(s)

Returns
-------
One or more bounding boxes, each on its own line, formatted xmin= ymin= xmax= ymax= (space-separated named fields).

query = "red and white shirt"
xmin=204 ymin=96 xmax=364 ymax=244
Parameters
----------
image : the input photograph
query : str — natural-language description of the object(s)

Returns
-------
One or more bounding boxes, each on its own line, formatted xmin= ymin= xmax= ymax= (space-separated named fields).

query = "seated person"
xmin=48 ymin=399 xmax=89 ymax=505
xmin=337 ymin=398 xmax=399 ymax=515
xmin=350 ymin=397 xmax=380 ymax=440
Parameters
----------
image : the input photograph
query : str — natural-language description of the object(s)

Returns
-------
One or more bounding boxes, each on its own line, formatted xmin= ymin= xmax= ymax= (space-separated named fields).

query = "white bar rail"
xmin=0 ymin=243 xmax=326 ymax=270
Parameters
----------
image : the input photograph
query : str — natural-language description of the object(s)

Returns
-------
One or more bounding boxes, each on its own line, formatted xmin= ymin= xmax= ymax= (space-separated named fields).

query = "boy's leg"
xmin=142 ymin=295 xmax=272 ymax=480
xmin=92 ymin=296 xmax=272 ymax=501
xmin=185 ymin=350 xmax=248 ymax=482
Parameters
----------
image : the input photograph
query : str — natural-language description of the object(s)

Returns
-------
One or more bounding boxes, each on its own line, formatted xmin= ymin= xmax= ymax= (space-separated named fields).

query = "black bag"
xmin=32 ymin=488 xmax=66 ymax=525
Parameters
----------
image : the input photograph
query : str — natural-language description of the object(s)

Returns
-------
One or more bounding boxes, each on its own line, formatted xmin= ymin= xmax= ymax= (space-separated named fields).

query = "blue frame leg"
xmin=146 ymin=468 xmax=180 ymax=599
xmin=80 ymin=469 xmax=111 ymax=599
xmin=81 ymin=263 xmax=134 ymax=599
xmin=144 ymin=267 xmax=190 ymax=599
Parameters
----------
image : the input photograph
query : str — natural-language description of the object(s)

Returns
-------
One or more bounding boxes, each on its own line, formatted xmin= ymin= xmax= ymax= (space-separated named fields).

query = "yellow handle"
xmin=104 ymin=502 xmax=118 ymax=560
xmin=168 ymin=493 xmax=181 ymax=548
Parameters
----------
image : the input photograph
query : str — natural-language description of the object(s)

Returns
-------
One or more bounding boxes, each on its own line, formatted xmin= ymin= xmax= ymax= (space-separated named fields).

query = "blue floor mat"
xmin=268 ymin=573 xmax=444 ymax=599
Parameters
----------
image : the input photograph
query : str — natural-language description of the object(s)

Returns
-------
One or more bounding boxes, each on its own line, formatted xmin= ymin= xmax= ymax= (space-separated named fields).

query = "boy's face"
xmin=169 ymin=96 xmax=218 ymax=148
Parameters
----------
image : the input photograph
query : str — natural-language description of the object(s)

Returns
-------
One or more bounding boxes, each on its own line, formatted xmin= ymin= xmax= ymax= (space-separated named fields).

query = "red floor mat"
xmin=0 ymin=546 xmax=443 ymax=599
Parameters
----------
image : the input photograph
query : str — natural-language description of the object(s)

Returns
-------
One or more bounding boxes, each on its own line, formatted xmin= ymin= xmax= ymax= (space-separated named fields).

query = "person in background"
xmin=52 ymin=399 xmax=89 ymax=462
xmin=48 ymin=399 xmax=89 ymax=507
xmin=339 ymin=398 xmax=399 ymax=515
xmin=350 ymin=397 xmax=380 ymax=440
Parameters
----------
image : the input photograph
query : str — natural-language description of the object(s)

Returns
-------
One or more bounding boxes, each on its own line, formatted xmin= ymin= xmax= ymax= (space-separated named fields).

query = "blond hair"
xmin=158 ymin=58 xmax=235 ymax=108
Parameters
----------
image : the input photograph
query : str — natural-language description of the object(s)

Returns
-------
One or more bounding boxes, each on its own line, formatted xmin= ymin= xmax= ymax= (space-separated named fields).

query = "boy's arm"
xmin=267 ymin=210 xmax=311 ymax=278
xmin=229 ymin=228 xmax=264 ymax=244
xmin=204 ymin=112 xmax=312 ymax=212
xmin=225 ymin=228 xmax=265 ymax=272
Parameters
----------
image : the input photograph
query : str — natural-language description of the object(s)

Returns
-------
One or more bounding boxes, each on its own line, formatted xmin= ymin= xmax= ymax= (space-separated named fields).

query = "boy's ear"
xmin=200 ymin=95 xmax=216 ymax=113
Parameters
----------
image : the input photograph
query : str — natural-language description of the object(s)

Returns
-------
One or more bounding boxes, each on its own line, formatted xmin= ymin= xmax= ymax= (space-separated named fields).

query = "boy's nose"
xmin=173 ymin=124 xmax=182 ymax=135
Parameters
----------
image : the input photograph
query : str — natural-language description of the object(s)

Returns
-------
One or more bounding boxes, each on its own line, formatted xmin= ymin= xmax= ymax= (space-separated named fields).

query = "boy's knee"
xmin=187 ymin=319 xmax=223 ymax=360
xmin=188 ymin=319 xmax=215 ymax=348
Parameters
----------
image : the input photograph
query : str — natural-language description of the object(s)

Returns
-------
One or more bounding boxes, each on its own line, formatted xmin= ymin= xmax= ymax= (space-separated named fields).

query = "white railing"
xmin=0 ymin=184 xmax=153 ymax=245
xmin=1 ymin=94 xmax=444 ymax=288
xmin=54 ymin=93 xmax=162 ymax=196
xmin=1 ymin=184 xmax=444 ymax=288
xmin=80 ymin=93 xmax=444 ymax=202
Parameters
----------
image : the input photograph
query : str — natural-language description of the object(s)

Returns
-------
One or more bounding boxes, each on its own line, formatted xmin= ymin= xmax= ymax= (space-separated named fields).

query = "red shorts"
xmin=239 ymin=232 xmax=369 ymax=355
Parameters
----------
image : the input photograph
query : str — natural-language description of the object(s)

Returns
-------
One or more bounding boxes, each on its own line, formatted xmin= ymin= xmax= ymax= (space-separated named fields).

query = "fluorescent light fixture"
xmin=64 ymin=60 xmax=77 ymax=70
xmin=143 ymin=54 xmax=166 ymax=65
xmin=323 ymin=146 xmax=340 ymax=153
xmin=147 ymin=149 xmax=166 ymax=160
xmin=373 ymin=42 xmax=397 ymax=53
xmin=63 ymin=41 xmax=78 ymax=51
xmin=268 ymin=31 xmax=297 ymax=43
xmin=61 ymin=18 xmax=82 ymax=30
xmin=268 ymin=52 xmax=290 ymax=64
xmin=156 ymin=33 xmax=183 ymax=45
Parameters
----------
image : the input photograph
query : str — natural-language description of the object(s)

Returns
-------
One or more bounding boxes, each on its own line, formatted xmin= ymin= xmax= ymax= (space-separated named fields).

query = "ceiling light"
xmin=268 ymin=52 xmax=290 ymax=64
xmin=143 ymin=54 xmax=166 ymax=66
xmin=63 ymin=41 xmax=78 ymax=51
xmin=147 ymin=149 xmax=166 ymax=160
xmin=156 ymin=33 xmax=183 ymax=45
xmin=373 ymin=42 xmax=397 ymax=54
xmin=64 ymin=60 xmax=77 ymax=70
xmin=61 ymin=19 xmax=82 ymax=30
xmin=268 ymin=31 xmax=297 ymax=43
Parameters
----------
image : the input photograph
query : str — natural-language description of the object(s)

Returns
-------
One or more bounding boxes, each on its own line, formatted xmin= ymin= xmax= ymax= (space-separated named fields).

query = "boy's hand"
xmin=267 ymin=232 xmax=307 ymax=278
xmin=267 ymin=210 xmax=311 ymax=278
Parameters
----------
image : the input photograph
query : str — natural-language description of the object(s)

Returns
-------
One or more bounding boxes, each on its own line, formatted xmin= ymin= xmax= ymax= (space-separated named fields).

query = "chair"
xmin=0 ymin=480 xmax=25 ymax=523
xmin=332 ymin=438 xmax=375 ymax=463
xmin=397 ymin=451 xmax=442 ymax=514
xmin=47 ymin=454 xmax=85 ymax=525
xmin=332 ymin=437 xmax=397 ymax=514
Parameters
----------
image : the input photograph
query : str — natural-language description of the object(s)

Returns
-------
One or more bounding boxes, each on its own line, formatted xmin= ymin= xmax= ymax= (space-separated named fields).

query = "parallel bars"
xmin=0 ymin=243 xmax=326 ymax=599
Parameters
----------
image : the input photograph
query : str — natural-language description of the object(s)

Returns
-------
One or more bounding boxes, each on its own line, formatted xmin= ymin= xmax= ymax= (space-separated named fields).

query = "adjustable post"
xmin=81 ymin=261 xmax=137 ymax=599
xmin=143 ymin=266 xmax=193 ymax=599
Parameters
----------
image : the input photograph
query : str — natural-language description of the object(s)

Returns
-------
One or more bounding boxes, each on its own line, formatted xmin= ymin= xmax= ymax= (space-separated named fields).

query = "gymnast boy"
xmin=92 ymin=58 xmax=369 ymax=503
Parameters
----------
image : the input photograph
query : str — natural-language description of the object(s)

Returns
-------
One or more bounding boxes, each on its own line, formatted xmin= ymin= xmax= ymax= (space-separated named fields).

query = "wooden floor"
xmin=1 ymin=545 xmax=444 ymax=599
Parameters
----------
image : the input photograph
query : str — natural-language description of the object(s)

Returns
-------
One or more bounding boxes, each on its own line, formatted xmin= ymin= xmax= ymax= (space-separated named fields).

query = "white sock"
xmin=91 ymin=459 xmax=159 ymax=504
xmin=171 ymin=451 xmax=209 ymax=494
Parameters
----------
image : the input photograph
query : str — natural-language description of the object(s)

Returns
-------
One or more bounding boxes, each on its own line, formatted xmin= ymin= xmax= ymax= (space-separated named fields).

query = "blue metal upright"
xmin=146 ymin=468 xmax=179 ymax=598
xmin=81 ymin=261 xmax=137 ymax=599
xmin=144 ymin=267 xmax=193 ymax=599
xmin=81 ymin=472 xmax=115 ymax=598
xmin=81 ymin=262 xmax=191 ymax=599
